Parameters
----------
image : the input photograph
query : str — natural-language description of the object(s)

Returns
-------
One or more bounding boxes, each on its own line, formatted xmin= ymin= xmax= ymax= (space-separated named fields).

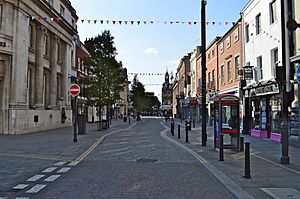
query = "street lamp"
xmin=201 ymin=0 xmax=207 ymax=146
xmin=279 ymin=0 xmax=290 ymax=164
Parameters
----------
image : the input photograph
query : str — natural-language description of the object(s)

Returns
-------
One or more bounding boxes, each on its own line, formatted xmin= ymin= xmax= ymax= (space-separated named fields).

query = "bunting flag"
xmin=127 ymin=73 xmax=165 ymax=76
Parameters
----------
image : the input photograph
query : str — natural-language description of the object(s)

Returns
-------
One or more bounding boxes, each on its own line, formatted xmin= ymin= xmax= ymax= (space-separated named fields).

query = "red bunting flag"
xmin=56 ymin=17 xmax=61 ymax=22
xmin=112 ymin=21 xmax=116 ymax=25
xmin=188 ymin=22 xmax=192 ymax=25
xmin=225 ymin=22 xmax=229 ymax=25
xmin=206 ymin=22 xmax=209 ymax=25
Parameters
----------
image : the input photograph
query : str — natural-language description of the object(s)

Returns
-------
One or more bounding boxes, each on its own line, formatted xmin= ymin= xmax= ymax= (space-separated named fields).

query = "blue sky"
xmin=71 ymin=0 xmax=249 ymax=99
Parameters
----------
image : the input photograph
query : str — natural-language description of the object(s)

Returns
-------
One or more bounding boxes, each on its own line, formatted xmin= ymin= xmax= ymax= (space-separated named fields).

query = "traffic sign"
xmin=69 ymin=84 xmax=81 ymax=97
xmin=297 ymin=65 xmax=300 ymax=84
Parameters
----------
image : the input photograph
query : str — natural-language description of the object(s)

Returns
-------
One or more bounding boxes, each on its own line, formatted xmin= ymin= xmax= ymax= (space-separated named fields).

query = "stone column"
xmin=61 ymin=42 xmax=68 ymax=106
xmin=49 ymin=34 xmax=59 ymax=108
xmin=34 ymin=26 xmax=46 ymax=108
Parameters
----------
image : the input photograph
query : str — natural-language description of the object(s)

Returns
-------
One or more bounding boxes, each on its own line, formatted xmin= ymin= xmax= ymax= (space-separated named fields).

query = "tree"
xmin=130 ymin=75 xmax=161 ymax=115
xmin=81 ymin=30 xmax=126 ymax=126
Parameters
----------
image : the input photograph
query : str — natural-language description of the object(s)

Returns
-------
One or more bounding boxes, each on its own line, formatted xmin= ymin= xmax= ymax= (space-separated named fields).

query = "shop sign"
xmin=250 ymin=83 xmax=279 ymax=96
xmin=243 ymin=66 xmax=253 ymax=80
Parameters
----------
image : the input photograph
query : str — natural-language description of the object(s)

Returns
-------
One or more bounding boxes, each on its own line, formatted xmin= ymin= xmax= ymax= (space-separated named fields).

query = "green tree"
xmin=82 ymin=30 xmax=126 ymax=125
xmin=130 ymin=75 xmax=161 ymax=114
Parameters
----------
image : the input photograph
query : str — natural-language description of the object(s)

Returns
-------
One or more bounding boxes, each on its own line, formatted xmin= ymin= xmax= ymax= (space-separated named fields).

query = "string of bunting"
xmin=127 ymin=73 xmax=165 ymax=76
xmin=23 ymin=15 xmax=255 ymax=27
xmin=23 ymin=14 xmax=281 ymax=42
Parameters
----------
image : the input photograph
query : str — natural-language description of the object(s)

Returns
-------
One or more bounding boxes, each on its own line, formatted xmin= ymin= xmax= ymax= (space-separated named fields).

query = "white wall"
xmin=242 ymin=0 xmax=282 ymax=81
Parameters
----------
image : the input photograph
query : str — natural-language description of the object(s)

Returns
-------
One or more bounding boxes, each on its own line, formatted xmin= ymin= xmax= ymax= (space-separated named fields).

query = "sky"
xmin=70 ymin=0 xmax=249 ymax=100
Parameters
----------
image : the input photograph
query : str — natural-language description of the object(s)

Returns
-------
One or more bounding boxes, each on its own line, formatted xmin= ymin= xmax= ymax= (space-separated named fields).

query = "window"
xmin=270 ymin=0 xmax=277 ymax=24
xmin=57 ymin=42 xmax=61 ymax=62
xmin=226 ymin=37 xmax=231 ymax=49
xmin=220 ymin=42 xmax=224 ymax=54
xmin=47 ymin=0 xmax=54 ymax=6
xmin=235 ymin=56 xmax=240 ymax=79
xmin=245 ymin=24 xmax=249 ymax=43
xmin=44 ymin=34 xmax=49 ymax=56
xmin=208 ymin=72 xmax=211 ymax=87
xmin=257 ymin=56 xmax=263 ymax=80
xmin=27 ymin=68 xmax=34 ymax=108
xmin=0 ymin=4 xmax=3 ymax=30
xmin=256 ymin=13 xmax=261 ymax=35
xmin=234 ymin=29 xmax=239 ymax=42
xmin=208 ymin=53 xmax=211 ymax=60
xmin=212 ymin=49 xmax=215 ymax=58
xmin=212 ymin=70 xmax=215 ymax=87
xmin=227 ymin=61 xmax=232 ymax=81
xmin=271 ymin=48 xmax=278 ymax=76
xmin=60 ymin=5 xmax=65 ymax=17
xmin=221 ymin=65 xmax=224 ymax=84
xmin=29 ymin=24 xmax=34 ymax=48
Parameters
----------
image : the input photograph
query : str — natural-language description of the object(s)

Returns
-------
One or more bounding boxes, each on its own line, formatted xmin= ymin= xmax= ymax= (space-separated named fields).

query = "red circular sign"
xmin=69 ymin=84 xmax=81 ymax=97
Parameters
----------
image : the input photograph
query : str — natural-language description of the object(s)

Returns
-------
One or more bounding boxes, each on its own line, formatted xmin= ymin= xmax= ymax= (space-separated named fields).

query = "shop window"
xmin=271 ymin=94 xmax=281 ymax=134
xmin=252 ymin=98 xmax=260 ymax=130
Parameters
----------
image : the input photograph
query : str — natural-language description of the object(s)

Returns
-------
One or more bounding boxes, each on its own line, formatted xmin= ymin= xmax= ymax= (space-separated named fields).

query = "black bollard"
xmin=219 ymin=134 xmax=224 ymax=161
xmin=185 ymin=125 xmax=189 ymax=143
xmin=244 ymin=142 xmax=251 ymax=179
xmin=178 ymin=124 xmax=180 ymax=139
xmin=171 ymin=122 xmax=174 ymax=136
xmin=240 ymin=137 xmax=244 ymax=152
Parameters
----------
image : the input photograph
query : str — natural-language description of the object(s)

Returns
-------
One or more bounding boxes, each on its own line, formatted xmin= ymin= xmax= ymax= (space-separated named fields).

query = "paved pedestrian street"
xmin=1 ymin=118 xmax=300 ymax=199
xmin=0 ymin=119 xmax=234 ymax=199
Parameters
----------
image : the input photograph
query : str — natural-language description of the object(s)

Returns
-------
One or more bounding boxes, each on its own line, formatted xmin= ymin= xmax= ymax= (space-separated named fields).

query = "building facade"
xmin=241 ymin=0 xmax=284 ymax=140
xmin=0 ymin=0 xmax=78 ymax=134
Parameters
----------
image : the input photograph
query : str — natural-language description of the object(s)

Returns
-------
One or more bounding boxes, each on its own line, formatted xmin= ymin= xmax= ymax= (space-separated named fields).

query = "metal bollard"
xmin=244 ymin=142 xmax=251 ymax=179
xmin=219 ymin=134 xmax=224 ymax=161
xmin=178 ymin=124 xmax=181 ymax=139
xmin=171 ymin=122 xmax=174 ymax=136
xmin=240 ymin=137 xmax=244 ymax=152
xmin=185 ymin=125 xmax=189 ymax=143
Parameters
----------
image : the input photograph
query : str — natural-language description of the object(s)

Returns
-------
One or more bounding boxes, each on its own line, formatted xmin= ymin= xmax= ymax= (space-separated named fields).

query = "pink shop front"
xmin=244 ymin=81 xmax=282 ymax=143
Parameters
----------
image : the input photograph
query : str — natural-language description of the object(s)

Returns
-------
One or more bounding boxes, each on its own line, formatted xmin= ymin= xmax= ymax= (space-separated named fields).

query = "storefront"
xmin=244 ymin=79 xmax=282 ymax=142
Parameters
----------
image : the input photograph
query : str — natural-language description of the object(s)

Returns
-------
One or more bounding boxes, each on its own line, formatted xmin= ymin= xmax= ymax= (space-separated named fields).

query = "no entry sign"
xmin=69 ymin=84 xmax=81 ymax=97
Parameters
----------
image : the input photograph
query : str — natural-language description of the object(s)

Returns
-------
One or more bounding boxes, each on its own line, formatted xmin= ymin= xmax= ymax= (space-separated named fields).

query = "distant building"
xmin=0 ymin=0 xmax=78 ymax=134
xmin=161 ymin=70 xmax=172 ymax=116
xmin=114 ymin=66 xmax=129 ymax=120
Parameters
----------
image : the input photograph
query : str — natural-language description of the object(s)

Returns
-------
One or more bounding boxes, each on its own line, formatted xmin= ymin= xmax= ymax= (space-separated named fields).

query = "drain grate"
xmin=136 ymin=158 xmax=158 ymax=163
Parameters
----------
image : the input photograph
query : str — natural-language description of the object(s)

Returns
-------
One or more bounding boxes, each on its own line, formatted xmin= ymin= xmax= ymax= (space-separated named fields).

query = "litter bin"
xmin=77 ymin=114 xmax=86 ymax=135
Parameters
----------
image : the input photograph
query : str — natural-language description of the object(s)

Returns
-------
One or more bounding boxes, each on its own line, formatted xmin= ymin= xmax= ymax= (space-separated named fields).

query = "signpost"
xmin=69 ymin=84 xmax=80 ymax=142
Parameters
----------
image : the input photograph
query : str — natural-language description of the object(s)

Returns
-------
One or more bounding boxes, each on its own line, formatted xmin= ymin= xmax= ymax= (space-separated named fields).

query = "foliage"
xmin=130 ymin=75 xmax=160 ymax=113
xmin=81 ymin=30 xmax=126 ymax=107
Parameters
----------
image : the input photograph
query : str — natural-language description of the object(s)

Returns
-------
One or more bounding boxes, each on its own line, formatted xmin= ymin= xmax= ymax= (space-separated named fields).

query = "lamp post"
xmin=280 ymin=0 xmax=290 ymax=164
xmin=201 ymin=0 xmax=207 ymax=146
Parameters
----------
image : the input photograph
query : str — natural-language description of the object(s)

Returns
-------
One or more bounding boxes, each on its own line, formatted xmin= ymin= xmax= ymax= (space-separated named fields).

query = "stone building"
xmin=0 ymin=0 xmax=78 ymax=134
xmin=161 ymin=70 xmax=172 ymax=117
